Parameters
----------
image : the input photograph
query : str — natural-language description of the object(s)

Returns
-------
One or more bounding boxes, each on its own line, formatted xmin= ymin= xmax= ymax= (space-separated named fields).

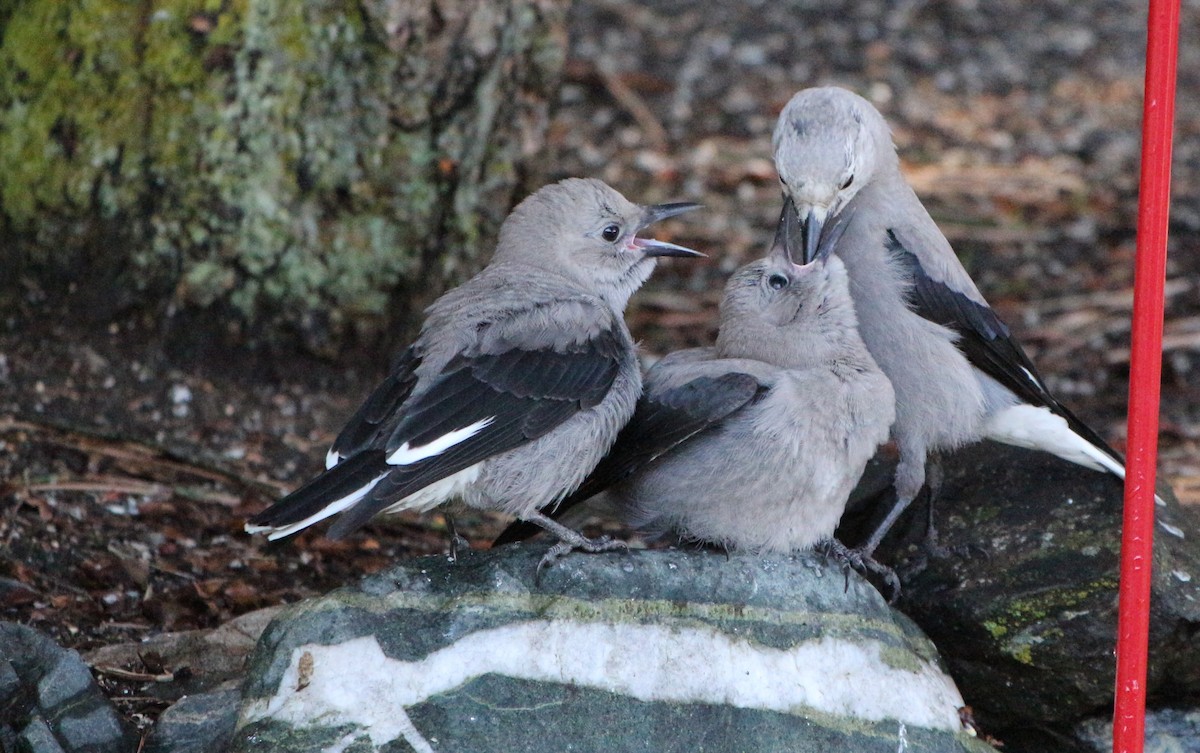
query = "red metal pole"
xmin=1112 ymin=0 xmax=1179 ymax=750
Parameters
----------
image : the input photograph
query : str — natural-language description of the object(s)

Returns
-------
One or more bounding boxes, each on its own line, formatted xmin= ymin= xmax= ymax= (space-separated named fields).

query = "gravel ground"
xmin=2 ymin=0 xmax=1199 ymax=736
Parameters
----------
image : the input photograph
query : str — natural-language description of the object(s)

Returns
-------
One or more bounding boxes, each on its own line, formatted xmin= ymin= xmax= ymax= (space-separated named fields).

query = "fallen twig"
xmin=20 ymin=476 xmax=244 ymax=508
xmin=91 ymin=665 xmax=181 ymax=683
xmin=0 ymin=417 xmax=289 ymax=496
xmin=24 ymin=479 xmax=171 ymax=498
xmin=109 ymin=696 xmax=174 ymax=706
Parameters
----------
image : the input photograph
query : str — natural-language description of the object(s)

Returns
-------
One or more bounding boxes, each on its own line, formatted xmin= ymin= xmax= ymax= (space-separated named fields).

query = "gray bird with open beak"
xmin=246 ymin=178 xmax=702 ymax=568
xmin=495 ymin=209 xmax=895 ymax=565
xmin=772 ymin=86 xmax=1147 ymax=557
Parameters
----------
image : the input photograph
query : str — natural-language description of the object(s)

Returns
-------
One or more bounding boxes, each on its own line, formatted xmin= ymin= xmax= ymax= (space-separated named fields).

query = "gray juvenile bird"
xmin=772 ymin=86 xmax=1146 ymax=556
xmin=496 ymin=210 xmax=895 ymax=562
xmin=246 ymin=178 xmax=702 ymax=565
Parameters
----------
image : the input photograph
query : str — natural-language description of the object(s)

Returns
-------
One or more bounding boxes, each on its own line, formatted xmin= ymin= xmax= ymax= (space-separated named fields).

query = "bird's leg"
xmin=858 ymin=450 xmax=927 ymax=558
xmin=826 ymin=452 xmax=925 ymax=599
xmin=443 ymin=513 xmax=472 ymax=563
xmin=523 ymin=511 xmax=628 ymax=579
xmin=859 ymin=489 xmax=915 ymax=559
xmin=896 ymin=457 xmax=985 ymax=581
xmin=819 ymin=538 xmax=901 ymax=603
xmin=920 ymin=455 xmax=949 ymax=558
xmin=907 ymin=455 xmax=984 ymax=573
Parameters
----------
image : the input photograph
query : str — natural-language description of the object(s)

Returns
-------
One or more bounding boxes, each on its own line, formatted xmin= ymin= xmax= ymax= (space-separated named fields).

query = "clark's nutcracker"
xmin=772 ymin=86 xmax=1148 ymax=556
xmin=246 ymin=178 xmax=702 ymax=564
xmin=496 ymin=210 xmax=895 ymax=560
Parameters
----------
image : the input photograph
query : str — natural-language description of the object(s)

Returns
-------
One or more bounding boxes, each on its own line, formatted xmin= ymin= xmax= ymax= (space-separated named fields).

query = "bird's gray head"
xmin=715 ymin=245 xmax=855 ymax=368
xmin=772 ymin=86 xmax=895 ymax=263
xmin=495 ymin=178 xmax=702 ymax=309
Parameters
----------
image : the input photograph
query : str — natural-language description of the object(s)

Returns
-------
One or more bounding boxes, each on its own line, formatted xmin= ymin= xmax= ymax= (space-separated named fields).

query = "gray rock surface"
xmin=142 ymin=684 xmax=241 ymax=753
xmin=233 ymin=545 xmax=993 ymax=753
xmin=843 ymin=442 xmax=1200 ymax=749
xmin=1077 ymin=707 xmax=1200 ymax=753
xmin=0 ymin=621 xmax=135 ymax=753
xmin=83 ymin=605 xmax=281 ymax=704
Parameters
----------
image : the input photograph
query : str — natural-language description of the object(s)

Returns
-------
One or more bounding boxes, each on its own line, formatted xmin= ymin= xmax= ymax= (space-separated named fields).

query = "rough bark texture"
xmin=0 ymin=0 xmax=567 ymax=355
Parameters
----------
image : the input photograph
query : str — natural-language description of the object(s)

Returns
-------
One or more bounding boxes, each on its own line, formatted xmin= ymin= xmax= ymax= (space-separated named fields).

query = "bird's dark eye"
xmin=601 ymin=224 xmax=621 ymax=242
xmin=767 ymin=273 xmax=789 ymax=290
xmin=840 ymin=175 xmax=854 ymax=190
xmin=779 ymin=175 xmax=788 ymax=187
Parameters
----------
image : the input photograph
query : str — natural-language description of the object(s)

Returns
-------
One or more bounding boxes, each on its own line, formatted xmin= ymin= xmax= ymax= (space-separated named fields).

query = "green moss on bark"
xmin=1 ymin=0 xmax=566 ymax=354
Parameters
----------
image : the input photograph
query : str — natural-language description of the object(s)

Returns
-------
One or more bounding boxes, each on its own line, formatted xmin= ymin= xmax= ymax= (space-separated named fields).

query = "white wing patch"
xmin=326 ymin=448 xmax=341 ymax=470
xmin=387 ymin=419 xmax=494 ymax=466
xmin=1019 ymin=365 xmax=1046 ymax=391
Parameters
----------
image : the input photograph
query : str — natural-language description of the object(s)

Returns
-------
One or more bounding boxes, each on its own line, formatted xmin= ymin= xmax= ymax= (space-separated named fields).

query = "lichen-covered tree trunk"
xmin=0 ymin=0 xmax=567 ymax=355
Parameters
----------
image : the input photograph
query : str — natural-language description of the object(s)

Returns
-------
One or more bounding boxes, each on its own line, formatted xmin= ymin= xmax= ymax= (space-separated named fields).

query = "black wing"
xmin=886 ymin=229 xmax=1121 ymax=462
xmin=328 ymin=347 xmax=422 ymax=462
xmin=493 ymin=372 xmax=767 ymax=546
xmin=324 ymin=328 xmax=627 ymax=538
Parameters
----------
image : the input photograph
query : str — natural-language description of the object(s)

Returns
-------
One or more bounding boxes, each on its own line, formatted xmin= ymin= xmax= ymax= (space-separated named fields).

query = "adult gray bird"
xmin=496 ymin=209 xmax=895 ymax=565
xmin=246 ymin=178 xmax=702 ymax=565
xmin=772 ymin=86 xmax=1145 ymax=556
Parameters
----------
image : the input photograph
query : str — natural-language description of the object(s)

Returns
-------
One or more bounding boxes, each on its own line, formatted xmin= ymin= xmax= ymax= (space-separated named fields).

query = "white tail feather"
xmin=985 ymin=404 xmax=1123 ymax=475
xmin=984 ymin=404 xmax=1165 ymax=505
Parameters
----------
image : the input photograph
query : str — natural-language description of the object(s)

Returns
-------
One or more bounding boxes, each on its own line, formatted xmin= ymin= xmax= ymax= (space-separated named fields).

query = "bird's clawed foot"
xmin=523 ymin=510 xmax=629 ymax=584
xmin=897 ymin=523 xmax=986 ymax=580
xmin=920 ymin=521 xmax=975 ymax=560
xmin=536 ymin=534 xmax=628 ymax=582
xmin=444 ymin=514 xmax=473 ymax=563
xmin=819 ymin=538 xmax=902 ymax=603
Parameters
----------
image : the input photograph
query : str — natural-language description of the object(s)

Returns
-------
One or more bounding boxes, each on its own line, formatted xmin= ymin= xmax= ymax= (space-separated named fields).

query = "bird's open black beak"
xmin=641 ymin=201 xmax=702 ymax=227
xmin=811 ymin=207 xmax=852 ymax=263
xmin=801 ymin=207 xmax=825 ymax=264
xmin=635 ymin=202 xmax=705 ymax=258
xmin=769 ymin=196 xmax=804 ymax=265
xmin=770 ymin=197 xmax=849 ymax=265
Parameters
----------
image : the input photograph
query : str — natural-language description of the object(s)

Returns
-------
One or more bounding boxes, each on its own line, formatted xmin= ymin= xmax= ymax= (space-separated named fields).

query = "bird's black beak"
xmin=769 ymin=196 xmax=804 ymax=265
xmin=634 ymin=202 xmax=705 ymax=258
xmin=811 ymin=207 xmax=852 ymax=264
xmin=770 ymin=197 xmax=849 ymax=266
xmin=801 ymin=207 xmax=824 ymax=265
xmin=640 ymin=201 xmax=702 ymax=227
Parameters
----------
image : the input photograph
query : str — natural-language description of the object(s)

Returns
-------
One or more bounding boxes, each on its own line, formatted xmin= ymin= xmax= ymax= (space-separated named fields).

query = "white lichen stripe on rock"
xmin=240 ymin=620 xmax=966 ymax=750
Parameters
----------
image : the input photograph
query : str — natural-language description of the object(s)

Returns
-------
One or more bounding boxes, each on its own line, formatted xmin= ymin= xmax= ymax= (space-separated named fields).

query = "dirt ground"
xmin=2 ymin=0 xmax=1199 ymax=734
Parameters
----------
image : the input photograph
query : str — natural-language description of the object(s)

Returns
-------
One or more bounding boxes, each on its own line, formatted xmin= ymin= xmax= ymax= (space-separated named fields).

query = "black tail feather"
xmin=247 ymin=450 xmax=387 ymax=532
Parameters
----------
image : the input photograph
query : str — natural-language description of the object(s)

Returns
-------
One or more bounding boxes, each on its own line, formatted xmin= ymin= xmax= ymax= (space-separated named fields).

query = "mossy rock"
xmin=234 ymin=546 xmax=995 ymax=753
xmin=854 ymin=441 xmax=1200 ymax=748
